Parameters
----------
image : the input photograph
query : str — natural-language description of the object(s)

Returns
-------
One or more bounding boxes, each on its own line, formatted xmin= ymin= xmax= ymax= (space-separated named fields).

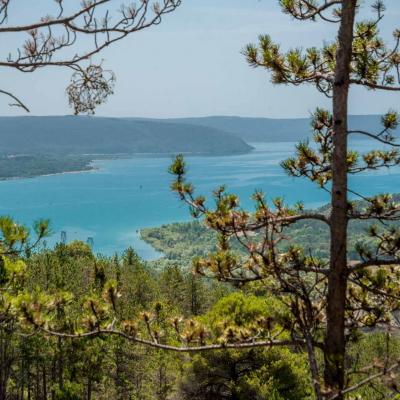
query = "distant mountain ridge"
xmin=0 ymin=116 xmax=252 ymax=156
xmin=0 ymin=114 xmax=396 ymax=179
xmin=136 ymin=115 xmax=399 ymax=143
xmin=0 ymin=114 xmax=396 ymax=157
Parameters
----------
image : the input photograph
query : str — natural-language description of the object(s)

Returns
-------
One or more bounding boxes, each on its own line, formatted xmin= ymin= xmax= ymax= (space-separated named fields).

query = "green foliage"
xmin=245 ymin=2 xmax=400 ymax=96
xmin=2 ymin=2 xmax=400 ymax=399
xmin=141 ymin=221 xmax=219 ymax=261
xmin=53 ymin=381 xmax=82 ymax=400
xmin=202 ymin=292 xmax=289 ymax=340
xmin=0 ymin=239 xmax=236 ymax=399
xmin=141 ymin=206 xmax=400 ymax=263
xmin=180 ymin=348 xmax=313 ymax=400
xmin=180 ymin=293 xmax=312 ymax=400
xmin=56 ymin=241 xmax=94 ymax=259
xmin=346 ymin=333 xmax=400 ymax=399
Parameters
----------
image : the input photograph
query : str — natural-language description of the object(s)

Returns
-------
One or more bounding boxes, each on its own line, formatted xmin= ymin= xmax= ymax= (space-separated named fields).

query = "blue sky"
xmin=1 ymin=0 xmax=400 ymax=118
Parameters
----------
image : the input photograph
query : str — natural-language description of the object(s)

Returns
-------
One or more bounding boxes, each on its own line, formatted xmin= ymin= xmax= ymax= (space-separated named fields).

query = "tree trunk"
xmin=36 ymin=358 xmax=40 ymax=400
xmin=87 ymin=376 xmax=92 ymax=400
xmin=51 ymin=356 xmax=56 ymax=400
xmin=324 ymin=0 xmax=357 ymax=398
xmin=57 ymin=337 xmax=63 ymax=390
xmin=42 ymin=365 xmax=47 ymax=400
xmin=0 ymin=328 xmax=14 ymax=400
xmin=114 ymin=342 xmax=125 ymax=400
xmin=27 ymin=363 xmax=31 ymax=400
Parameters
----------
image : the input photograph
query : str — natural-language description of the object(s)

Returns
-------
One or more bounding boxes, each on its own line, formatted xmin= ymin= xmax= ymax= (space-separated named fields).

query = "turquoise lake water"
xmin=0 ymin=142 xmax=398 ymax=259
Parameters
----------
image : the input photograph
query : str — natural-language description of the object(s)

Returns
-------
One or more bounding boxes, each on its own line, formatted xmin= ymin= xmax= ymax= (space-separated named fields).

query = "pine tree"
xmin=0 ymin=0 xmax=181 ymax=113
xmin=169 ymin=1 xmax=400 ymax=398
xmin=13 ymin=2 xmax=400 ymax=399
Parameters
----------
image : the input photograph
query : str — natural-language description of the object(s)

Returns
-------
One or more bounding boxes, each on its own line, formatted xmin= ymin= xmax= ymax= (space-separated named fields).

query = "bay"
xmin=0 ymin=142 xmax=398 ymax=259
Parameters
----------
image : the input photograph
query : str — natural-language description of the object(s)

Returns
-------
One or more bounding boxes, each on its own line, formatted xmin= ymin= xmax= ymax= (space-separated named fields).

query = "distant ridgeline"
xmin=0 ymin=116 xmax=251 ymax=156
xmin=0 ymin=114 xmax=397 ymax=179
xmin=150 ymin=114 xmax=400 ymax=143
xmin=0 ymin=116 xmax=251 ymax=179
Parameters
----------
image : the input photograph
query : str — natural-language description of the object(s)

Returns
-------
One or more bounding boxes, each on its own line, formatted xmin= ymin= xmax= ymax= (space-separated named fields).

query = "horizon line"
xmin=0 ymin=113 xmax=386 ymax=120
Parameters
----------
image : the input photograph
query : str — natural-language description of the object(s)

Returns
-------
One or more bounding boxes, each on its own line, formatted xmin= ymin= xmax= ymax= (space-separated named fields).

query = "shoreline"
xmin=0 ymin=166 xmax=97 ymax=182
xmin=39 ymin=166 xmax=97 ymax=178
xmin=137 ymin=229 xmax=165 ymax=261
xmin=0 ymin=148 xmax=254 ymax=182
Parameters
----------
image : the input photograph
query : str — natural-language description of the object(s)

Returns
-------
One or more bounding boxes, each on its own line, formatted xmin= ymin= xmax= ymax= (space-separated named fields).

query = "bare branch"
xmin=0 ymin=88 xmax=30 ymax=112
xmin=0 ymin=0 xmax=181 ymax=72
xmin=281 ymin=0 xmax=342 ymax=22
xmin=329 ymin=359 xmax=400 ymax=399
xmin=349 ymin=258 xmax=400 ymax=272
xmin=350 ymin=79 xmax=400 ymax=91
xmin=348 ymin=130 xmax=400 ymax=147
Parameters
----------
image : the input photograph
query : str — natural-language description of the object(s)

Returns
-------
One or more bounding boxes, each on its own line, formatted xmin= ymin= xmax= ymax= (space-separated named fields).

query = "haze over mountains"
xmin=0 ymin=116 xmax=251 ymax=156
xmin=0 ymin=114 xmax=396 ymax=179
xmin=156 ymin=115 xmax=397 ymax=143
xmin=0 ymin=114 xmax=396 ymax=157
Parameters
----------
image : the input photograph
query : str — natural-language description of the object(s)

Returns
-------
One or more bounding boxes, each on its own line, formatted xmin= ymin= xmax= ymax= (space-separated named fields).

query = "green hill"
xmin=0 ymin=116 xmax=254 ymax=179
xmin=0 ymin=114 xmax=396 ymax=179
xmin=0 ymin=116 xmax=252 ymax=156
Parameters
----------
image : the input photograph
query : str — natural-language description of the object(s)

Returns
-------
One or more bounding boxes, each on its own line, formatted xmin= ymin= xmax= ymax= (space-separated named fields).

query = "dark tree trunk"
xmin=87 ymin=376 xmax=92 ymax=400
xmin=114 ymin=342 xmax=125 ymax=400
xmin=0 ymin=331 xmax=7 ymax=400
xmin=0 ymin=328 xmax=14 ymax=400
xmin=51 ymin=356 xmax=56 ymax=400
xmin=57 ymin=337 xmax=63 ymax=390
xmin=36 ymin=358 xmax=40 ymax=400
xmin=27 ymin=364 xmax=31 ymax=400
xmin=324 ymin=0 xmax=357 ymax=398
xmin=42 ymin=365 xmax=47 ymax=400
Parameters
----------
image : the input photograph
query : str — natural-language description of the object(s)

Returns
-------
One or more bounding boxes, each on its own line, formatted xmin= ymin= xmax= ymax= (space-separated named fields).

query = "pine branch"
xmin=0 ymin=89 xmax=30 ymax=112
xmin=349 ymin=258 xmax=400 ymax=272
xmin=329 ymin=359 xmax=400 ymax=399
xmin=350 ymin=79 xmax=400 ymax=91
xmin=37 ymin=326 xmax=305 ymax=353
xmin=281 ymin=0 xmax=342 ymax=22
xmin=348 ymin=130 xmax=400 ymax=147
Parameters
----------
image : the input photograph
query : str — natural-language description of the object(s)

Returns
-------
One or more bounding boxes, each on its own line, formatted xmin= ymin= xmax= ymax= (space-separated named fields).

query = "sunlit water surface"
xmin=0 ymin=142 xmax=398 ymax=259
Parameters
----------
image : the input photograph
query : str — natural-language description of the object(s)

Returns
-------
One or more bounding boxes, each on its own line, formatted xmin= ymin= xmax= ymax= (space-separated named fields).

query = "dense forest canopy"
xmin=2 ymin=241 xmax=399 ymax=399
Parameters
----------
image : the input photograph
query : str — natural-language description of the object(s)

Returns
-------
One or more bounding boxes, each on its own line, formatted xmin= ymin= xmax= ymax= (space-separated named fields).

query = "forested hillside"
xmin=0 ymin=154 xmax=95 ymax=179
xmin=1 ymin=242 xmax=396 ymax=399
xmin=141 ymin=195 xmax=400 ymax=264
xmin=0 ymin=116 xmax=251 ymax=156
xmin=1 ymin=114 xmax=395 ymax=179
xmin=0 ymin=116 xmax=252 ymax=179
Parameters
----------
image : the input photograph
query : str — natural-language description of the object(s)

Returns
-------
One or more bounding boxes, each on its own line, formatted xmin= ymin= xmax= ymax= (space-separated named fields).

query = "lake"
xmin=0 ymin=142 xmax=398 ymax=259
